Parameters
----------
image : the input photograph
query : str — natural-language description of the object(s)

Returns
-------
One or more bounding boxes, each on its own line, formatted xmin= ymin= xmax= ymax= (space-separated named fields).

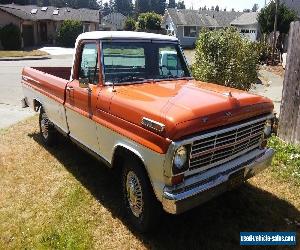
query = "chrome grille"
xmin=189 ymin=118 xmax=266 ymax=171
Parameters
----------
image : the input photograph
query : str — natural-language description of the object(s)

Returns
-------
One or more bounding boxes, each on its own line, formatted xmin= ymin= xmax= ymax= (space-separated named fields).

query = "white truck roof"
xmin=77 ymin=31 xmax=178 ymax=42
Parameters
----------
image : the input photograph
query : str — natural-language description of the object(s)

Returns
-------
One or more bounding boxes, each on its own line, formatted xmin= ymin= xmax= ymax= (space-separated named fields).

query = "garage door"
xmin=22 ymin=24 xmax=34 ymax=47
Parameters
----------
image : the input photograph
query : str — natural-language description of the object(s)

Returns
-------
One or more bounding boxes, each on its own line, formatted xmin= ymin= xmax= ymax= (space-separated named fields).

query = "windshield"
xmin=102 ymin=42 xmax=191 ymax=84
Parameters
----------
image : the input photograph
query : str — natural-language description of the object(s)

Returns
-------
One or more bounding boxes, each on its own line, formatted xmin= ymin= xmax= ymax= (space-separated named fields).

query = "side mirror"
xmin=79 ymin=78 xmax=89 ymax=88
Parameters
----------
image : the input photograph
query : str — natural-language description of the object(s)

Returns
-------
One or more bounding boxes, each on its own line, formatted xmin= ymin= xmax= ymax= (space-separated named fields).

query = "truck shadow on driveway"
xmin=29 ymin=133 xmax=300 ymax=249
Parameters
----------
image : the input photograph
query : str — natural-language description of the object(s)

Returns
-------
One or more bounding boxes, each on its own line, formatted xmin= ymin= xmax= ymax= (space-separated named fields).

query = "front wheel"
xmin=121 ymin=157 xmax=161 ymax=233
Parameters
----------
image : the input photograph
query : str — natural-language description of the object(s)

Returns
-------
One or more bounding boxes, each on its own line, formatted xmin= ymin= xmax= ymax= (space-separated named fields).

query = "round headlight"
xmin=174 ymin=146 xmax=188 ymax=169
xmin=264 ymin=119 xmax=272 ymax=137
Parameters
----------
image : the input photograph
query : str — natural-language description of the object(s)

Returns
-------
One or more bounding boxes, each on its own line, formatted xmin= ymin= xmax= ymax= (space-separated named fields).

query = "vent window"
xmin=30 ymin=9 xmax=38 ymax=14
xmin=53 ymin=9 xmax=59 ymax=15
xmin=41 ymin=7 xmax=48 ymax=11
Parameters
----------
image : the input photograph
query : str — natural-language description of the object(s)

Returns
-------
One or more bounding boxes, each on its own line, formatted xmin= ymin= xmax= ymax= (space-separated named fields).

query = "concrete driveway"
xmin=0 ymin=55 xmax=73 ymax=129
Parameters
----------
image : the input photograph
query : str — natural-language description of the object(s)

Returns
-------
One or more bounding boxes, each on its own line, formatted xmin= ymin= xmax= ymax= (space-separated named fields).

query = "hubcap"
xmin=40 ymin=114 xmax=49 ymax=139
xmin=126 ymin=171 xmax=143 ymax=218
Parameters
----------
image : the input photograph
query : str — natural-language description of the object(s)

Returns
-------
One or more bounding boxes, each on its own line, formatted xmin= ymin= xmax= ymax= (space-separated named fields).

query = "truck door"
xmin=65 ymin=41 xmax=101 ymax=155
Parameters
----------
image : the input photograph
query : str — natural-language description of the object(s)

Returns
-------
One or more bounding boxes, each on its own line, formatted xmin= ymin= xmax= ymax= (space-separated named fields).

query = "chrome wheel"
xmin=126 ymin=171 xmax=143 ymax=218
xmin=40 ymin=113 xmax=49 ymax=139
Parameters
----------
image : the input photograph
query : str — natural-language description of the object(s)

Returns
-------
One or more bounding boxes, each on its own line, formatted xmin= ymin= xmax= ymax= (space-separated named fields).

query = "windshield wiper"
xmin=116 ymin=76 xmax=146 ymax=83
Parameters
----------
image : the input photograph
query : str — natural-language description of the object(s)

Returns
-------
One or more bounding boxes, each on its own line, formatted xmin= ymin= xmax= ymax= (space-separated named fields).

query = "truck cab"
xmin=21 ymin=31 xmax=275 ymax=232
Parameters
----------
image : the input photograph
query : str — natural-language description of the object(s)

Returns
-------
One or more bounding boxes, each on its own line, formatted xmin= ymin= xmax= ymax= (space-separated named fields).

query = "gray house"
xmin=162 ymin=8 xmax=259 ymax=47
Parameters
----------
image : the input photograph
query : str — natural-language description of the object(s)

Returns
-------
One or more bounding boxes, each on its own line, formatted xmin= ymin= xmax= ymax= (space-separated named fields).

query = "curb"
xmin=0 ymin=56 xmax=50 ymax=61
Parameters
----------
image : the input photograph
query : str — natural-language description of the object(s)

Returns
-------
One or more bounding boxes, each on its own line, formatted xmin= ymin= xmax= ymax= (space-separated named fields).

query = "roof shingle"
xmin=0 ymin=4 xmax=99 ymax=23
xmin=166 ymin=8 xmax=243 ymax=27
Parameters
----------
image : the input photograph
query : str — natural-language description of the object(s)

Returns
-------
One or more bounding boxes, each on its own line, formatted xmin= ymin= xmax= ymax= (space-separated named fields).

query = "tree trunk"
xmin=278 ymin=21 xmax=300 ymax=144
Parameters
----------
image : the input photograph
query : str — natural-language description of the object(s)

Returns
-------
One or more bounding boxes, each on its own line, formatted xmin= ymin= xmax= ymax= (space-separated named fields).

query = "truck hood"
xmin=109 ymin=79 xmax=274 ymax=140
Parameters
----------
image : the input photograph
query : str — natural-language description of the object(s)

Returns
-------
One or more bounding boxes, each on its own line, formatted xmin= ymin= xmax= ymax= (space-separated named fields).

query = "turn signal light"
xmin=171 ymin=174 xmax=184 ymax=185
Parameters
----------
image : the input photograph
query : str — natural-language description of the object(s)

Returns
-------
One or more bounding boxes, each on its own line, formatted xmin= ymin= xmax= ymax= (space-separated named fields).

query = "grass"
xmin=268 ymin=137 xmax=300 ymax=186
xmin=0 ymin=50 xmax=48 ymax=58
xmin=0 ymin=116 xmax=299 ymax=249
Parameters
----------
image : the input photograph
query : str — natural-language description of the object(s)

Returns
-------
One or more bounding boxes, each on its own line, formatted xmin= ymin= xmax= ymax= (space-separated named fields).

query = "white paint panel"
xmin=95 ymin=123 xmax=167 ymax=201
xmin=65 ymin=107 xmax=100 ymax=154
xmin=22 ymin=84 xmax=69 ymax=133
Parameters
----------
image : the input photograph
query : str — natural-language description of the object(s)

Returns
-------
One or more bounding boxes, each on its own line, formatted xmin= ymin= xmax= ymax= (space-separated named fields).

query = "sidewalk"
xmin=251 ymin=69 xmax=284 ymax=114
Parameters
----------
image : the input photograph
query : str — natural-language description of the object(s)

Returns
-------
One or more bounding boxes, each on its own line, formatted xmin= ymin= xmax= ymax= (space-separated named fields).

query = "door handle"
xmin=66 ymin=86 xmax=74 ymax=91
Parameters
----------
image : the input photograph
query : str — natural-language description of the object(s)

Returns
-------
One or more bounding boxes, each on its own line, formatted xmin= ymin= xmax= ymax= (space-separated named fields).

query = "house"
xmin=230 ymin=12 xmax=259 ymax=42
xmin=162 ymin=8 xmax=259 ymax=47
xmin=99 ymin=12 xmax=126 ymax=31
xmin=0 ymin=4 xmax=100 ymax=47
xmin=281 ymin=0 xmax=300 ymax=16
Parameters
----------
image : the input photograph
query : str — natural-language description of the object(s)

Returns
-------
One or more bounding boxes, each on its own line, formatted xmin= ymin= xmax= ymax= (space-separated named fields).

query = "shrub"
xmin=124 ymin=17 xmax=136 ymax=31
xmin=0 ymin=23 xmax=21 ymax=50
xmin=250 ymin=41 xmax=272 ymax=64
xmin=137 ymin=12 xmax=162 ymax=30
xmin=192 ymin=28 xmax=259 ymax=91
xmin=57 ymin=20 xmax=82 ymax=48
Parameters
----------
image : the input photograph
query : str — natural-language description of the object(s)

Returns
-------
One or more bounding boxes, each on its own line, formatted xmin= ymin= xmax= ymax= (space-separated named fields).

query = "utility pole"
xmin=271 ymin=0 xmax=279 ymax=65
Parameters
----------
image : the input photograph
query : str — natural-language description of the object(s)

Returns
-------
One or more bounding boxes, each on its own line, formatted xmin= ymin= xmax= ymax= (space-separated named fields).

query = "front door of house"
xmin=22 ymin=24 xmax=34 ymax=47
xmin=40 ymin=22 xmax=47 ymax=43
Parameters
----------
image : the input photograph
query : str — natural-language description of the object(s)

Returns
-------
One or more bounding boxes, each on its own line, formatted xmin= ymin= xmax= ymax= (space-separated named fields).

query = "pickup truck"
xmin=22 ymin=31 xmax=275 ymax=232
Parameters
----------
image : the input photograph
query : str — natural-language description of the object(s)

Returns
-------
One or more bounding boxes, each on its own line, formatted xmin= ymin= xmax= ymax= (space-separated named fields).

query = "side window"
xmin=79 ymin=43 xmax=99 ymax=85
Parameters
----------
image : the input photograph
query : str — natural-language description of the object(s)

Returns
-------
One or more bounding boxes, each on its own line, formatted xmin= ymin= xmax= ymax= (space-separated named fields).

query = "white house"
xmin=99 ymin=12 xmax=126 ymax=31
xmin=230 ymin=12 xmax=259 ymax=42
xmin=162 ymin=8 xmax=260 ymax=47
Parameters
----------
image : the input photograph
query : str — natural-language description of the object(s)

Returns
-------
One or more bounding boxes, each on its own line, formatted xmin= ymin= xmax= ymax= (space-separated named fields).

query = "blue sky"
xmin=183 ymin=0 xmax=271 ymax=11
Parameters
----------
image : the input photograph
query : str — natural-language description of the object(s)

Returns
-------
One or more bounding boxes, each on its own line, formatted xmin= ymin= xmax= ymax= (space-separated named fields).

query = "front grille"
xmin=189 ymin=118 xmax=266 ymax=171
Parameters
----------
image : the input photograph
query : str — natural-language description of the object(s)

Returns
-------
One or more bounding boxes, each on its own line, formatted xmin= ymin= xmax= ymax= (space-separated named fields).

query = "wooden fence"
xmin=278 ymin=21 xmax=300 ymax=144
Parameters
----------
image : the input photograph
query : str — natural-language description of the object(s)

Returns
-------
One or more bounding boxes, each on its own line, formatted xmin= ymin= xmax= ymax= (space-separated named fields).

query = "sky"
xmin=184 ymin=0 xmax=271 ymax=11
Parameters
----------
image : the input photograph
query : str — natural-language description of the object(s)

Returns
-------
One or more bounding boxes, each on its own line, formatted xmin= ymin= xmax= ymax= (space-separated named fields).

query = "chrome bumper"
xmin=162 ymin=148 xmax=275 ymax=214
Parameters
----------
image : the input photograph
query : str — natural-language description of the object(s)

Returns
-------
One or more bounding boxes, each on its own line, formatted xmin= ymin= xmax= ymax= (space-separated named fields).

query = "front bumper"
xmin=162 ymin=148 xmax=275 ymax=214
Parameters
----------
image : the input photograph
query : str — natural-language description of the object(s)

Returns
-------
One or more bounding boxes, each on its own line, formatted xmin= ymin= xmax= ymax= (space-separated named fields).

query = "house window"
xmin=184 ymin=26 xmax=197 ymax=37
xmin=83 ymin=24 xmax=90 ymax=32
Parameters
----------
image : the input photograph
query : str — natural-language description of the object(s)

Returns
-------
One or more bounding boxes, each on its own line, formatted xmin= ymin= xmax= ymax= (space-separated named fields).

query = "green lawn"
xmin=0 ymin=50 xmax=48 ymax=58
xmin=0 ymin=116 xmax=299 ymax=249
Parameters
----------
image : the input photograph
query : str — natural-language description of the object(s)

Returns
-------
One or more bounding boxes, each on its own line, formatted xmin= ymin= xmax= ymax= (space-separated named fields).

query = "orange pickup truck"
xmin=22 ymin=31 xmax=275 ymax=232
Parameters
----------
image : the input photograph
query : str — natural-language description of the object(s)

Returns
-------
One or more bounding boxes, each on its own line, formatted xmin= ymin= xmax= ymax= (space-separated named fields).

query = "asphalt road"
xmin=0 ymin=55 xmax=73 ymax=129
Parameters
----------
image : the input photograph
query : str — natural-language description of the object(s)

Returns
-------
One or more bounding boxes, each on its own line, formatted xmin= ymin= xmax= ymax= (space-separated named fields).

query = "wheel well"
xmin=112 ymin=146 xmax=144 ymax=170
xmin=33 ymin=99 xmax=42 ymax=112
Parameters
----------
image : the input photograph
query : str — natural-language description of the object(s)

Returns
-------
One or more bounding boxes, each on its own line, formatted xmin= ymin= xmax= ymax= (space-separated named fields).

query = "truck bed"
xmin=31 ymin=67 xmax=71 ymax=80
xmin=22 ymin=67 xmax=71 ymax=104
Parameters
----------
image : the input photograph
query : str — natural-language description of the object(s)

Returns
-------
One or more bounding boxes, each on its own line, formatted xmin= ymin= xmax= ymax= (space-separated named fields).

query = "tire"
xmin=39 ymin=108 xmax=57 ymax=146
xmin=121 ymin=156 xmax=161 ymax=233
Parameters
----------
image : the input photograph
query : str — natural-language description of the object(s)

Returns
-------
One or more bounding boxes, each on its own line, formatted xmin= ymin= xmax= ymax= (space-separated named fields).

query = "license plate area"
xmin=228 ymin=168 xmax=245 ymax=189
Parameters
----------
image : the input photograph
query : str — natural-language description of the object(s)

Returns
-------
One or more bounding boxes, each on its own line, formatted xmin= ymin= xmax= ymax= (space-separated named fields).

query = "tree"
xmin=192 ymin=28 xmax=259 ymax=91
xmin=258 ymin=1 xmax=297 ymax=34
xmin=177 ymin=0 xmax=185 ymax=9
xmin=243 ymin=9 xmax=251 ymax=12
xmin=168 ymin=0 xmax=175 ymax=8
xmin=215 ymin=5 xmax=219 ymax=12
xmin=102 ymin=2 xmax=112 ymax=16
xmin=114 ymin=0 xmax=133 ymax=15
xmin=0 ymin=23 xmax=21 ymax=50
xmin=210 ymin=6 xmax=214 ymax=11
xmin=135 ymin=0 xmax=151 ymax=14
xmin=137 ymin=12 xmax=162 ymax=30
xmin=252 ymin=3 xmax=259 ymax=12
xmin=57 ymin=20 xmax=82 ymax=47
xmin=124 ymin=17 xmax=136 ymax=30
